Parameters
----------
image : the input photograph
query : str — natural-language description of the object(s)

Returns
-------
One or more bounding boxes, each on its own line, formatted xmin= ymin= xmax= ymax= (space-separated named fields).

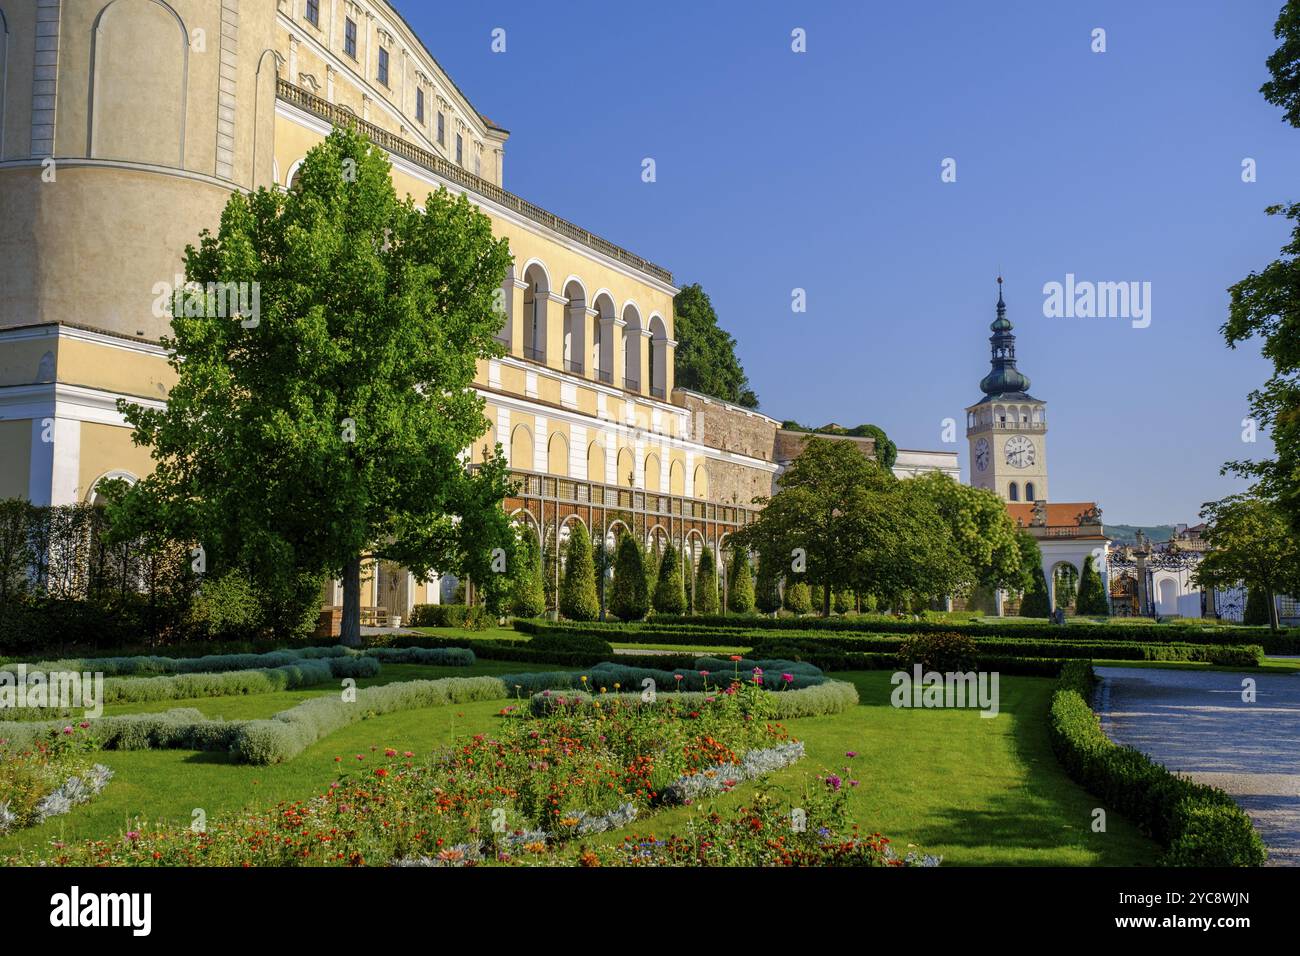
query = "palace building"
xmin=0 ymin=0 xmax=936 ymax=623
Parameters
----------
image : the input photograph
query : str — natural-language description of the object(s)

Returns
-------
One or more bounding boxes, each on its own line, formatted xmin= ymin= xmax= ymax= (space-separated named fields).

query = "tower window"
xmin=1009 ymin=482 xmax=1019 ymax=502
xmin=1025 ymin=482 xmax=1035 ymax=501
xmin=377 ymin=48 xmax=390 ymax=86
xmin=344 ymin=18 xmax=357 ymax=59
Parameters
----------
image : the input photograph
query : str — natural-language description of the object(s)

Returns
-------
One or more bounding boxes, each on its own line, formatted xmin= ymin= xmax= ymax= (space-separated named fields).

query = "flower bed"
xmin=16 ymin=680 xmax=826 ymax=866
xmin=0 ymin=724 xmax=114 ymax=835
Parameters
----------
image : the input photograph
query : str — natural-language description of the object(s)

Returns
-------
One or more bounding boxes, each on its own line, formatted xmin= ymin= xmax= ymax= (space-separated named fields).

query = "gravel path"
xmin=1095 ymin=666 xmax=1300 ymax=866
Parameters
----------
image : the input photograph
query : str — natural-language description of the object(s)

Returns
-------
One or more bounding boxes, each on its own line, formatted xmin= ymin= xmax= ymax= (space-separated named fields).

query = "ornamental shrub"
xmin=694 ymin=547 xmax=720 ymax=614
xmin=653 ymin=544 xmax=687 ymax=615
xmin=782 ymin=580 xmax=811 ymax=615
xmin=609 ymin=535 xmax=649 ymax=621
xmin=727 ymin=548 xmax=754 ymax=614
xmin=1019 ymin=568 xmax=1051 ymax=618
xmin=559 ymin=524 xmax=600 ymax=621
xmin=511 ymin=532 xmax=546 ymax=619
xmin=1076 ymin=555 xmax=1110 ymax=616
xmin=896 ymin=632 xmax=977 ymax=673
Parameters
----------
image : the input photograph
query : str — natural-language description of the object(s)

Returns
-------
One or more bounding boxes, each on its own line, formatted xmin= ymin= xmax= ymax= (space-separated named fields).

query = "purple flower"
xmin=825 ymin=775 xmax=843 ymax=792
xmin=845 ymin=751 xmax=858 ymax=758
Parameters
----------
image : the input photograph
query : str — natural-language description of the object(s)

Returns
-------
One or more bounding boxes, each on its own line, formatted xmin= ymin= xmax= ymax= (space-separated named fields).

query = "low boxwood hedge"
xmin=526 ymin=679 xmax=860 ymax=720
xmin=524 ymin=614 xmax=1299 ymax=654
xmin=408 ymin=604 xmax=493 ymax=630
xmin=1048 ymin=661 xmax=1265 ymax=866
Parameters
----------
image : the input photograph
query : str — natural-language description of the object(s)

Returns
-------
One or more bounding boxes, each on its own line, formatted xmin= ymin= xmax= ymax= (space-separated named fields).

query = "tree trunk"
xmin=822 ymin=581 xmax=831 ymax=617
xmin=1269 ymin=590 xmax=1280 ymax=631
xmin=341 ymin=553 xmax=362 ymax=647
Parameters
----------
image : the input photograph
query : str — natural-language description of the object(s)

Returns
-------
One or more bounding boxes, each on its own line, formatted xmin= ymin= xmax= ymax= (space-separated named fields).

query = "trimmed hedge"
xmin=1048 ymin=661 xmax=1266 ymax=866
xmin=0 ymin=708 xmax=240 ymax=753
xmin=527 ymin=614 xmax=1299 ymax=653
xmin=89 ymin=656 xmax=379 ymax=705
xmin=527 ymin=679 xmax=859 ymax=720
xmin=359 ymin=647 xmax=475 ymax=667
xmin=232 ymin=676 xmax=509 ymax=764
xmin=408 ymin=604 xmax=493 ymax=630
xmin=0 ymin=644 xmax=351 ymax=679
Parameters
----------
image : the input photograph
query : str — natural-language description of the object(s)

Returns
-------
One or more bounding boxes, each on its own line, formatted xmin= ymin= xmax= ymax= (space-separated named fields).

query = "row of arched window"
xmin=508 ymin=423 xmax=707 ymax=497
xmin=1008 ymin=481 xmax=1036 ymax=502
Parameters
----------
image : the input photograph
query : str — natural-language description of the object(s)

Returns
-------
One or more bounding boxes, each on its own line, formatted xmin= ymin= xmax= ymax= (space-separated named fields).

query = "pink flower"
xmin=62 ymin=726 xmax=74 ymax=735
xmin=385 ymin=748 xmax=397 ymax=757
xmin=846 ymin=751 xmax=858 ymax=758
xmin=782 ymin=673 xmax=794 ymax=683
xmin=78 ymin=721 xmax=90 ymax=729
xmin=674 ymin=675 xmax=684 ymax=682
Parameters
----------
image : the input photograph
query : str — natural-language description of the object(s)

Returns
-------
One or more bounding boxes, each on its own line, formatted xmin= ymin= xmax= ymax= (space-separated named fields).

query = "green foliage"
xmin=910 ymin=473 xmax=1028 ymax=592
xmin=609 ymin=534 xmax=649 ymax=621
xmin=780 ymin=422 xmax=898 ymax=470
xmin=408 ymin=603 xmax=492 ymax=630
xmin=754 ymin=556 xmax=781 ymax=614
xmin=1194 ymin=495 xmax=1298 ymax=628
xmin=653 ymin=543 xmax=687 ymax=615
xmin=114 ymin=127 xmax=517 ymax=646
xmin=1261 ymin=1 xmax=1300 ymax=129
xmin=782 ymin=580 xmax=812 ymax=614
xmin=1048 ymin=662 xmax=1266 ymax=866
xmin=559 ymin=523 xmax=600 ymax=621
xmin=671 ymin=283 xmax=758 ymax=408
xmin=186 ymin=572 xmax=263 ymax=641
xmin=727 ymin=548 xmax=755 ymax=613
xmin=1076 ymin=555 xmax=1110 ymax=616
xmin=1019 ymin=566 xmax=1051 ymax=618
xmin=694 ymin=546 xmax=720 ymax=614
xmin=896 ymin=632 xmax=978 ymax=673
xmin=510 ymin=530 xmax=546 ymax=619
xmin=1244 ymin=585 xmax=1272 ymax=626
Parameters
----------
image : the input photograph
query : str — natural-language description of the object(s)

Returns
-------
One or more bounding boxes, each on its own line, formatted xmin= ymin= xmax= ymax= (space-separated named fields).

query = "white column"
xmin=29 ymin=416 xmax=80 ymax=506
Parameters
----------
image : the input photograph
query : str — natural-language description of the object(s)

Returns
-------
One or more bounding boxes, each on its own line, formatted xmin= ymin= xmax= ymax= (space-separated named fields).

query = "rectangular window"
xmin=305 ymin=0 xmax=319 ymax=27
xmin=474 ymin=150 xmax=481 ymax=176
xmin=436 ymin=112 xmax=445 ymax=145
xmin=455 ymin=133 xmax=463 ymax=165
xmin=416 ymin=88 xmax=424 ymax=123
xmin=377 ymin=48 xmax=389 ymax=86
xmin=344 ymin=18 xmax=357 ymax=59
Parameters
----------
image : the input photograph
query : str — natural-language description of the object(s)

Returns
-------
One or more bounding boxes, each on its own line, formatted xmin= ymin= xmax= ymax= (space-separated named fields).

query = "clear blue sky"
xmin=396 ymin=0 xmax=1292 ymax=526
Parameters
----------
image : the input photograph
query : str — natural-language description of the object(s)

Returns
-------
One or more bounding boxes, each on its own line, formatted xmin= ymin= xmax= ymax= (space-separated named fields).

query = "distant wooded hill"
xmin=1105 ymin=523 xmax=1177 ymax=545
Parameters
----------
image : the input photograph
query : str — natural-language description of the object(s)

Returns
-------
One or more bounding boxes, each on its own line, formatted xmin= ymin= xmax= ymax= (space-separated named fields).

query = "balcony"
xmin=650 ymin=385 xmax=665 ymax=399
xmin=564 ymin=358 xmax=584 ymax=375
xmin=523 ymin=345 xmax=545 ymax=362
xmin=596 ymin=368 xmax=613 ymax=385
xmin=624 ymin=377 xmax=640 ymax=394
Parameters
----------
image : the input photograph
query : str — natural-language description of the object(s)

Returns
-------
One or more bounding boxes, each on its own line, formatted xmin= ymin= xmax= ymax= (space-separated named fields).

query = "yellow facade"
xmin=0 ymin=0 xmax=777 ymax=610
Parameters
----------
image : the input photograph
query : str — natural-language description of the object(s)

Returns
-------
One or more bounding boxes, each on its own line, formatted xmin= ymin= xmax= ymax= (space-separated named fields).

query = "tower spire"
xmin=979 ymin=276 xmax=1032 ymax=396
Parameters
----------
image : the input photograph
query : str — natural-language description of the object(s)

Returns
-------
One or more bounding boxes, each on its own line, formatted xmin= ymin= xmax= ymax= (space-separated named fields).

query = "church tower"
xmin=966 ymin=278 xmax=1048 ymax=502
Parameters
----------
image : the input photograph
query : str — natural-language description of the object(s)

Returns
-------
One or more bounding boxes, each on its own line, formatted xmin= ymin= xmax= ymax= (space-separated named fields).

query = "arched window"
xmin=1025 ymin=481 xmax=1035 ymax=501
xmin=1008 ymin=482 xmax=1019 ymax=501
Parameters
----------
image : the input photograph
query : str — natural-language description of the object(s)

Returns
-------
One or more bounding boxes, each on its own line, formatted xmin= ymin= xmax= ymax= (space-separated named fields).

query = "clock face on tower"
xmin=1004 ymin=435 xmax=1035 ymax=468
xmin=974 ymin=438 xmax=989 ymax=471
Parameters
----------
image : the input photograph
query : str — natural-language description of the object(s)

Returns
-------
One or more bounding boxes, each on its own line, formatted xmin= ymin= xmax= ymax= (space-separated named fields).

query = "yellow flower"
xmin=580 ymin=676 xmax=588 ymax=684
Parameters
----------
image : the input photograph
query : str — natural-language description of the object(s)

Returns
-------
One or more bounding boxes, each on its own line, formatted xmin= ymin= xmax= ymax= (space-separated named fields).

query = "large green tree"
xmin=694 ymin=545 xmax=720 ymax=614
xmin=909 ymin=472 xmax=1027 ymax=594
xmin=733 ymin=437 xmax=893 ymax=616
xmin=1193 ymin=494 xmax=1300 ymax=630
xmin=671 ymin=283 xmax=758 ymax=408
xmin=1224 ymin=3 xmax=1300 ymax=537
xmin=116 ymin=127 xmax=516 ymax=645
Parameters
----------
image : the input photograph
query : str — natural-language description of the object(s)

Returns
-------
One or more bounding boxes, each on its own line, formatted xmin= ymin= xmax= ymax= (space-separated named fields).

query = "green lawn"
xmin=0 ymin=663 xmax=1159 ymax=866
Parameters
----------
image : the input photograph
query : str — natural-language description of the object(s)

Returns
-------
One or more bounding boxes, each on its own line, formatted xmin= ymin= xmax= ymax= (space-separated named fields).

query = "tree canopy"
xmin=114 ymin=126 xmax=516 ymax=645
xmin=1194 ymin=494 xmax=1300 ymax=629
xmin=671 ymin=283 xmax=759 ymax=408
